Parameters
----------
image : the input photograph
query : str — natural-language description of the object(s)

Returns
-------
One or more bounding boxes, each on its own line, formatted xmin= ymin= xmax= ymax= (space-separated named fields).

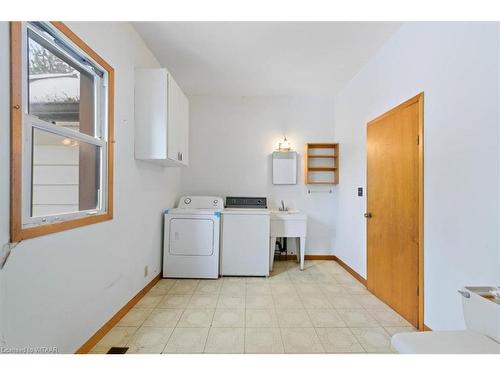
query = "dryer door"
xmin=169 ymin=218 xmax=215 ymax=256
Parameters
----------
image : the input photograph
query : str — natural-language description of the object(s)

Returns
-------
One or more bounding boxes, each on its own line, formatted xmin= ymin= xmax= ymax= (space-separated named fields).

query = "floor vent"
xmin=107 ymin=347 xmax=129 ymax=354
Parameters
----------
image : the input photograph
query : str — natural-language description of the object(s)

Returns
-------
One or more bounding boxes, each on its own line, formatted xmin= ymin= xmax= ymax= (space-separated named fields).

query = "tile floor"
xmin=90 ymin=260 xmax=416 ymax=354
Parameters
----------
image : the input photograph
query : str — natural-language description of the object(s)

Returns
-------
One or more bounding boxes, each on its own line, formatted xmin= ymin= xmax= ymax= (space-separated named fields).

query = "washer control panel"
xmin=225 ymin=197 xmax=267 ymax=209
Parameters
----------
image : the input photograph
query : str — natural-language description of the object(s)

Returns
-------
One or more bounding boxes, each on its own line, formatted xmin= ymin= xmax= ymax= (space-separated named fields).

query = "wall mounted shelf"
xmin=305 ymin=143 xmax=339 ymax=185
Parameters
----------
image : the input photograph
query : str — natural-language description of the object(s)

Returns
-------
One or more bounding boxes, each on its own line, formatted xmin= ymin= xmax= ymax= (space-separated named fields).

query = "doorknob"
xmin=364 ymin=212 xmax=372 ymax=218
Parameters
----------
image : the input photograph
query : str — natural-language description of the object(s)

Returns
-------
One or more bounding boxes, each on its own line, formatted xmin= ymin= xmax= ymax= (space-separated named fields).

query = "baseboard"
xmin=333 ymin=256 xmax=428 ymax=331
xmin=274 ymin=254 xmax=366 ymax=285
xmin=75 ymin=274 xmax=161 ymax=354
xmin=332 ymin=255 xmax=367 ymax=286
xmin=305 ymin=255 xmax=337 ymax=260
xmin=277 ymin=254 xmax=336 ymax=261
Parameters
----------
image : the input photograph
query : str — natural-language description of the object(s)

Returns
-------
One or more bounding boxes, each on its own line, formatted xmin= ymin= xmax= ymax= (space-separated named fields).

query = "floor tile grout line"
xmin=158 ymin=328 xmax=174 ymax=354
xmin=95 ymin=260 xmax=409 ymax=354
xmin=243 ymin=307 xmax=247 ymax=354
xmin=311 ymin=326 xmax=327 ymax=353
xmin=345 ymin=326 xmax=366 ymax=353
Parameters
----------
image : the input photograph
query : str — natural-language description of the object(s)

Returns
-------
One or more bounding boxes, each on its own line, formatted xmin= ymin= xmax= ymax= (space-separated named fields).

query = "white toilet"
xmin=391 ymin=287 xmax=500 ymax=354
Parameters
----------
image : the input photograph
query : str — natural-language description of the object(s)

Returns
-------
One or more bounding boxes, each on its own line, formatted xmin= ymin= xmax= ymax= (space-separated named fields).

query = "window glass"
xmin=11 ymin=21 xmax=113 ymax=240
xmin=28 ymin=29 xmax=96 ymax=137
xmin=31 ymin=128 xmax=101 ymax=217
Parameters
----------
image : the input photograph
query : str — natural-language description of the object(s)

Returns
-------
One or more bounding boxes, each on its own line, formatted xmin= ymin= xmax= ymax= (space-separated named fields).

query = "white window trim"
xmin=20 ymin=22 xmax=110 ymax=229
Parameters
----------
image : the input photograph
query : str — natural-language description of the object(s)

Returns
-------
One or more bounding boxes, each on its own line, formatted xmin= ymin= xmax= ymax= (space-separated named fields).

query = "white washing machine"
xmin=163 ymin=196 xmax=223 ymax=279
xmin=221 ymin=197 xmax=270 ymax=277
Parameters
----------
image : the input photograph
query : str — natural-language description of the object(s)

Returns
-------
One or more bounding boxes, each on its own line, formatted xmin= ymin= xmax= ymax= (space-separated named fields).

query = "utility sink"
xmin=269 ymin=210 xmax=308 ymax=271
xmin=270 ymin=210 xmax=307 ymax=220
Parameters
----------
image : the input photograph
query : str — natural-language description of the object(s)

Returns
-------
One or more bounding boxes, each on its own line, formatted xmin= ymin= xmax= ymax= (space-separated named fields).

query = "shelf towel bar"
xmin=308 ymin=189 xmax=332 ymax=194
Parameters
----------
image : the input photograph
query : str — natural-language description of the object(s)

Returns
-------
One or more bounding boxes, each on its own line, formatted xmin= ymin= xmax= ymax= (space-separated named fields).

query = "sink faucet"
xmin=280 ymin=200 xmax=288 ymax=212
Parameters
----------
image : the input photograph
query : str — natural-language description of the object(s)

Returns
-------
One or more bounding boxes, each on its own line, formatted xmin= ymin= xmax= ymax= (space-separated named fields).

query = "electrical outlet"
xmin=144 ymin=265 xmax=148 ymax=277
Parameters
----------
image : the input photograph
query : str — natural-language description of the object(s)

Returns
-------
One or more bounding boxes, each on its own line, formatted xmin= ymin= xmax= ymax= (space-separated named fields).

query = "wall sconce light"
xmin=278 ymin=136 xmax=291 ymax=152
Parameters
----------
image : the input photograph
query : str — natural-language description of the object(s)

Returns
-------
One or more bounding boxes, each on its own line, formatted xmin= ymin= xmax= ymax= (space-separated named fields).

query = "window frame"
xmin=10 ymin=21 xmax=115 ymax=242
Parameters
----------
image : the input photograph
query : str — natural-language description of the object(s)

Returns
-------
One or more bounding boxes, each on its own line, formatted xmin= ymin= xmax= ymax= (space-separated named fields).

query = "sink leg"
xmin=300 ymin=236 xmax=306 ymax=271
xmin=269 ymin=236 xmax=276 ymax=272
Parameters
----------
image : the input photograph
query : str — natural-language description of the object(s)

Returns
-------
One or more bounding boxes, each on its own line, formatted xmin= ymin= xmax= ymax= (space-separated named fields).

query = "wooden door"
xmin=366 ymin=93 xmax=423 ymax=329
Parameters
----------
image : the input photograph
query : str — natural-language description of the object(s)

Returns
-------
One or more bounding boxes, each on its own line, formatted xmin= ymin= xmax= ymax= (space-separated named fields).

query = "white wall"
xmin=498 ymin=25 xmax=500 ymax=287
xmin=333 ymin=22 xmax=500 ymax=330
xmin=0 ymin=22 xmax=10 ymax=352
xmin=181 ymin=96 xmax=336 ymax=254
xmin=0 ymin=22 xmax=181 ymax=353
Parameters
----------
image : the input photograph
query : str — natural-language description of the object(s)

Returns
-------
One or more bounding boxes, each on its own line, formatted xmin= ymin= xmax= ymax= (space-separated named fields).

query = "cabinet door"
xmin=178 ymin=87 xmax=189 ymax=166
xmin=134 ymin=68 xmax=168 ymax=160
xmin=167 ymin=74 xmax=181 ymax=163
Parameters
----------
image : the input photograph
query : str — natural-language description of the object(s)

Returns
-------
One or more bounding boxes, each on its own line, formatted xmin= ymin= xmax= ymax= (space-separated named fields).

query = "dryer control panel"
xmin=178 ymin=196 xmax=224 ymax=210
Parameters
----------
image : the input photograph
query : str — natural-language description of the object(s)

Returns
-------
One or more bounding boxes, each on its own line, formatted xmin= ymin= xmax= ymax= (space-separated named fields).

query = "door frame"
xmin=366 ymin=92 xmax=424 ymax=331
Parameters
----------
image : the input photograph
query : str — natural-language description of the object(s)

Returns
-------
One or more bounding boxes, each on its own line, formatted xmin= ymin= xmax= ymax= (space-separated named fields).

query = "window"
xmin=10 ymin=22 xmax=114 ymax=241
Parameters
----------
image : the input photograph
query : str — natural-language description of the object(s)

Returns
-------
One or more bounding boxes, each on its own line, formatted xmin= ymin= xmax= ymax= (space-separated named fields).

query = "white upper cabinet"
xmin=134 ymin=68 xmax=189 ymax=166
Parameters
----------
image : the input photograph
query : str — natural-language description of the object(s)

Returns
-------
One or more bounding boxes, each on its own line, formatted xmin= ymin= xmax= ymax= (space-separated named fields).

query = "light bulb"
xmin=279 ymin=136 xmax=291 ymax=151
xmin=281 ymin=137 xmax=290 ymax=149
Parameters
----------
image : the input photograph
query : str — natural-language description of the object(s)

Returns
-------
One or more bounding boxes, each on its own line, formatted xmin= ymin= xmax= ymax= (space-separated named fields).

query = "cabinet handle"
xmin=180 ymin=152 xmax=183 ymax=161
xmin=457 ymin=289 xmax=470 ymax=298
